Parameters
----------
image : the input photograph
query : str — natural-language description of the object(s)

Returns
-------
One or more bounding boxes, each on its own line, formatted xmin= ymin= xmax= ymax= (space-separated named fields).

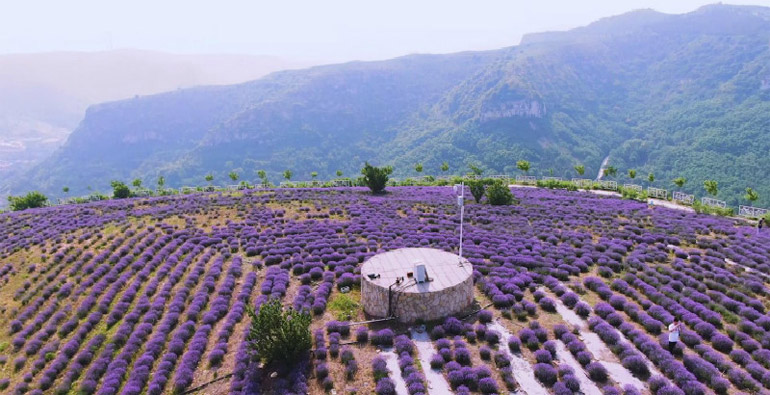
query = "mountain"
xmin=0 ymin=50 xmax=310 ymax=195
xmin=18 ymin=4 xmax=770 ymax=207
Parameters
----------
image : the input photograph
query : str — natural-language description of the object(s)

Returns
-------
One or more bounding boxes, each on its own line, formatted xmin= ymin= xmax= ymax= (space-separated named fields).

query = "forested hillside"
xmin=19 ymin=4 xmax=770 ymax=206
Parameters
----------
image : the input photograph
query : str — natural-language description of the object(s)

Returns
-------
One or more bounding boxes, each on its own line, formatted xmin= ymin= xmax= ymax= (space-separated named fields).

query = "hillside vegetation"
xmin=18 ymin=4 xmax=770 ymax=207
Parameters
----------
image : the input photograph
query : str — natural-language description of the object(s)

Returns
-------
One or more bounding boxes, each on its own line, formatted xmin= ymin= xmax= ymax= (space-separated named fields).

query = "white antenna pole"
xmin=459 ymin=182 xmax=464 ymax=260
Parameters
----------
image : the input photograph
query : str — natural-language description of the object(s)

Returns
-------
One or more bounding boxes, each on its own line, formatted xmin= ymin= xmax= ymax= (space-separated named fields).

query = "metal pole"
xmin=459 ymin=181 xmax=464 ymax=260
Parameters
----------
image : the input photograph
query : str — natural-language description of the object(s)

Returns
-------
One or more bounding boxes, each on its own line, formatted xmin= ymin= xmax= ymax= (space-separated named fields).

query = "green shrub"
xmin=7 ymin=191 xmax=48 ymax=211
xmin=536 ymin=179 xmax=577 ymax=191
xmin=247 ymin=298 xmax=311 ymax=364
xmin=487 ymin=183 xmax=515 ymax=206
xmin=111 ymin=181 xmax=131 ymax=199
xmin=620 ymin=187 xmax=647 ymax=201
xmin=692 ymin=201 xmax=734 ymax=217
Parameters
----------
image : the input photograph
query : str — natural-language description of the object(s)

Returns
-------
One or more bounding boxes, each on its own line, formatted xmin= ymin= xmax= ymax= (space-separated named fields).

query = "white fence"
xmin=181 ymin=187 xmax=196 ymax=194
xmin=489 ymin=175 xmax=511 ymax=182
xmin=598 ymin=180 xmax=618 ymax=190
xmin=133 ymin=188 xmax=152 ymax=197
xmin=647 ymin=187 xmax=668 ymax=200
xmin=739 ymin=205 xmax=769 ymax=218
xmin=572 ymin=178 xmax=593 ymax=188
xmin=516 ymin=175 xmax=537 ymax=185
xmin=623 ymin=184 xmax=642 ymax=192
xmin=279 ymin=181 xmax=294 ymax=188
xmin=332 ymin=178 xmax=353 ymax=187
xmin=673 ymin=191 xmax=695 ymax=205
xmin=702 ymin=197 xmax=727 ymax=208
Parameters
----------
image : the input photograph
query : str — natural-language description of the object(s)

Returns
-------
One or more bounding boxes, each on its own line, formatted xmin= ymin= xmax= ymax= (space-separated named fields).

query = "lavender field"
xmin=0 ymin=186 xmax=768 ymax=395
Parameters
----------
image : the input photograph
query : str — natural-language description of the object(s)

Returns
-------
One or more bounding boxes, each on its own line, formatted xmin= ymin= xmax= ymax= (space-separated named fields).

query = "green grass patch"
xmin=328 ymin=290 xmax=361 ymax=321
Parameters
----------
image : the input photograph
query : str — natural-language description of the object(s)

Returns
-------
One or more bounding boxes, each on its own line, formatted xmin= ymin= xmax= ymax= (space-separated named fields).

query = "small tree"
xmin=628 ymin=169 xmax=636 ymax=179
xmin=132 ymin=178 xmax=142 ymax=189
xmin=745 ymin=187 xmax=759 ymax=204
xmin=111 ymin=181 xmax=131 ymax=199
xmin=8 ymin=192 xmax=48 ymax=211
xmin=441 ymin=162 xmax=449 ymax=172
xmin=62 ymin=187 xmax=69 ymax=194
xmin=415 ymin=163 xmax=423 ymax=174
xmin=673 ymin=177 xmax=686 ymax=188
xmin=283 ymin=170 xmax=293 ymax=181
xmin=361 ymin=162 xmax=392 ymax=194
xmin=468 ymin=163 xmax=483 ymax=177
xmin=487 ymin=183 xmax=515 ymax=206
xmin=311 ymin=172 xmax=318 ymax=180
xmin=157 ymin=175 xmax=165 ymax=190
xmin=648 ymin=173 xmax=655 ymax=183
xmin=516 ymin=160 xmax=530 ymax=174
xmin=229 ymin=171 xmax=239 ymax=182
xmin=704 ymin=180 xmax=718 ymax=196
xmin=205 ymin=174 xmax=214 ymax=185
xmin=336 ymin=170 xmax=343 ymax=177
xmin=574 ymin=165 xmax=585 ymax=176
xmin=257 ymin=170 xmax=267 ymax=186
xmin=247 ymin=298 xmax=311 ymax=365
xmin=469 ymin=180 xmax=486 ymax=203
xmin=603 ymin=166 xmax=617 ymax=178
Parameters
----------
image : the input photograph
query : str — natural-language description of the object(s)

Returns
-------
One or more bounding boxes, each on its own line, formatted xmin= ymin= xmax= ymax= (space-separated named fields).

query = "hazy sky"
xmin=2 ymin=0 xmax=770 ymax=63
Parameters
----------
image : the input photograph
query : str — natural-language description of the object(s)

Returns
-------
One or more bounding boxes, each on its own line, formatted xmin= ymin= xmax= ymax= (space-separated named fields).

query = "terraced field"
xmin=0 ymin=186 xmax=768 ymax=395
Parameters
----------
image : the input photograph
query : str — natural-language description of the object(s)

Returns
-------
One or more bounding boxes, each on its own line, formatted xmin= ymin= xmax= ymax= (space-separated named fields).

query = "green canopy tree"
xmin=205 ymin=174 xmax=214 ymax=185
xmin=704 ymin=180 xmax=718 ymax=196
xmin=111 ymin=181 xmax=131 ymax=199
xmin=361 ymin=162 xmax=392 ymax=194
xmin=335 ymin=170 xmax=343 ymax=177
xmin=648 ymin=173 xmax=655 ymax=183
xmin=745 ymin=187 xmax=759 ymax=204
xmin=62 ymin=187 xmax=69 ymax=194
xmin=132 ymin=178 xmax=142 ymax=189
xmin=229 ymin=171 xmax=239 ymax=181
xmin=603 ymin=166 xmax=617 ymax=178
xmin=311 ymin=172 xmax=318 ymax=180
xmin=157 ymin=175 xmax=165 ymax=190
xmin=673 ymin=177 xmax=686 ymax=188
xmin=283 ymin=170 xmax=293 ymax=181
xmin=257 ymin=170 xmax=267 ymax=186
xmin=441 ymin=162 xmax=449 ymax=172
xmin=468 ymin=163 xmax=483 ymax=177
xmin=516 ymin=160 xmax=530 ymax=174
xmin=469 ymin=180 xmax=486 ymax=203
xmin=574 ymin=165 xmax=585 ymax=176
xmin=628 ymin=169 xmax=636 ymax=179
xmin=415 ymin=163 xmax=423 ymax=174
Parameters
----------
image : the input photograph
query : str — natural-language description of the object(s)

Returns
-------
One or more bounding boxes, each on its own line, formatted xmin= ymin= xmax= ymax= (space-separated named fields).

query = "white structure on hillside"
xmin=624 ymin=184 xmax=642 ymax=192
xmin=739 ymin=205 xmax=769 ymax=218
xmin=516 ymin=175 xmax=537 ymax=185
xmin=673 ymin=191 xmax=695 ymax=205
xmin=648 ymin=187 xmax=667 ymax=200
xmin=702 ymin=197 xmax=727 ymax=208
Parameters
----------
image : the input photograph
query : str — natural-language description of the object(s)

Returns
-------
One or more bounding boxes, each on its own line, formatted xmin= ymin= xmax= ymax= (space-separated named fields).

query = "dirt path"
xmin=410 ymin=329 xmax=452 ymax=394
xmin=487 ymin=321 xmax=549 ymax=395
xmin=548 ymin=287 xmax=655 ymax=389
xmin=555 ymin=341 xmax=602 ymax=395
xmin=381 ymin=348 xmax=409 ymax=395
xmin=725 ymin=258 xmax=770 ymax=280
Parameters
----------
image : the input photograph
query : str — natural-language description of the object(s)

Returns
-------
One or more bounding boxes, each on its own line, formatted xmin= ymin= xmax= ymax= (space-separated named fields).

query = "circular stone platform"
xmin=361 ymin=248 xmax=474 ymax=323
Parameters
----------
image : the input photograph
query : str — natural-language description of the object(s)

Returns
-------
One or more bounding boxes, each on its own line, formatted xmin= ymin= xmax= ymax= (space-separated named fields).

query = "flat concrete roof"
xmin=361 ymin=247 xmax=473 ymax=294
